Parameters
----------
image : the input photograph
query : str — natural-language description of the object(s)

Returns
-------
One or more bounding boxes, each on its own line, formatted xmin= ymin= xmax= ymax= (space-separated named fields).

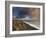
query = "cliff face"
xmin=32 ymin=8 xmax=40 ymax=21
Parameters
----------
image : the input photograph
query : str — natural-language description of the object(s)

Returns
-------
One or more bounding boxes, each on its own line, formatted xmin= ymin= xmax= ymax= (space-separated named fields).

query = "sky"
xmin=12 ymin=7 xmax=32 ymax=18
